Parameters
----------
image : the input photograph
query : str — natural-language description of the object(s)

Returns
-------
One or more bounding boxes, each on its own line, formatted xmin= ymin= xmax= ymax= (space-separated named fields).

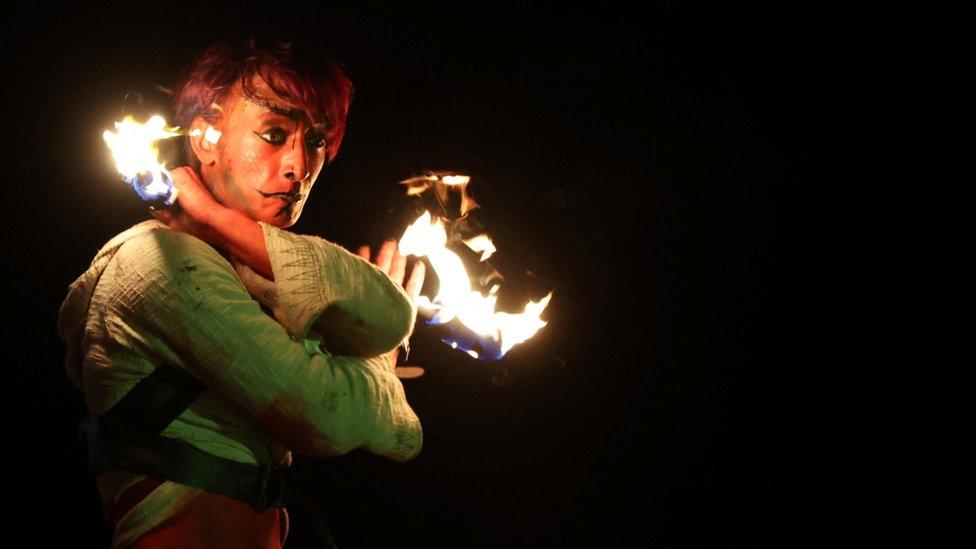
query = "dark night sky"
xmin=2 ymin=2 xmax=821 ymax=547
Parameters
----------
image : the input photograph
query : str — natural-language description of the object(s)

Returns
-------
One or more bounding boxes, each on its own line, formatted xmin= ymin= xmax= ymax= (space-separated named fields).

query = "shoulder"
xmin=108 ymin=226 xmax=239 ymax=296
xmin=116 ymin=226 xmax=229 ymax=270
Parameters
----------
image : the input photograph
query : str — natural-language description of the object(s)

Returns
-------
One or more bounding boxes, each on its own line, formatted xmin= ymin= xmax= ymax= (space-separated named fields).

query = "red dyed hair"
xmin=173 ymin=38 xmax=353 ymax=165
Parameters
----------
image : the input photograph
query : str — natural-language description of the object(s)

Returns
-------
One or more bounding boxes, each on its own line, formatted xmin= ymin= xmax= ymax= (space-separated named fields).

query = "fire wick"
xmin=125 ymin=169 xmax=179 ymax=208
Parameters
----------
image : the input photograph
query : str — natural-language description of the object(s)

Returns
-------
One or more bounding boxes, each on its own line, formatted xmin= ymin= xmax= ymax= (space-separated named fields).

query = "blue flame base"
xmin=429 ymin=317 xmax=504 ymax=362
xmin=125 ymin=169 xmax=177 ymax=206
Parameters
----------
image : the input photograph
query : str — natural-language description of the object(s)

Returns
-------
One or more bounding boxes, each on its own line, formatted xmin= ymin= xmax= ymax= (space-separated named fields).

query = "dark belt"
xmin=80 ymin=364 xmax=287 ymax=511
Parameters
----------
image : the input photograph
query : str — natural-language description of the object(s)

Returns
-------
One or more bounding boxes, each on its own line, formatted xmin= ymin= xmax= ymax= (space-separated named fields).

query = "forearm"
xmin=207 ymin=206 xmax=274 ymax=280
xmin=113 ymin=230 xmax=422 ymax=460
xmin=255 ymin=350 xmax=422 ymax=460
xmin=192 ymin=202 xmax=413 ymax=353
xmin=260 ymin=224 xmax=415 ymax=354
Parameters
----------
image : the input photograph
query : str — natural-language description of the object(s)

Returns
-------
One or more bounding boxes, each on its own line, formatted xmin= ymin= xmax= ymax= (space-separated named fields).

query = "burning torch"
xmin=397 ymin=173 xmax=553 ymax=362
xmin=102 ymin=115 xmax=180 ymax=207
xmin=102 ymin=114 xmax=221 ymax=208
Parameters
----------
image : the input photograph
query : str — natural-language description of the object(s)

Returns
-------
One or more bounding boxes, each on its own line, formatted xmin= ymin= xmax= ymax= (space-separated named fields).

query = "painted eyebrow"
xmin=309 ymin=122 xmax=330 ymax=134
xmin=257 ymin=116 xmax=329 ymax=142
xmin=249 ymin=98 xmax=305 ymax=121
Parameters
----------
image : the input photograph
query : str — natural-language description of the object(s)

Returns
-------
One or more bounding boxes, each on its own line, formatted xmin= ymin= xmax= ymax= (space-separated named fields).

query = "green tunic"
xmin=59 ymin=219 xmax=422 ymax=546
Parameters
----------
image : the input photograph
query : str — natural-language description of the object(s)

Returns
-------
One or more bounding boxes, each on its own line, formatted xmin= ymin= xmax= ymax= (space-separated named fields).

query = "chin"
xmin=260 ymin=206 xmax=302 ymax=228
xmin=277 ymin=211 xmax=304 ymax=228
xmin=265 ymin=216 xmax=294 ymax=229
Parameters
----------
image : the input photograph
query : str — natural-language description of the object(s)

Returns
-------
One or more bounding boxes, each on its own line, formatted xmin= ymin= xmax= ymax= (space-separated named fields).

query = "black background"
xmin=1 ymin=2 xmax=820 ymax=547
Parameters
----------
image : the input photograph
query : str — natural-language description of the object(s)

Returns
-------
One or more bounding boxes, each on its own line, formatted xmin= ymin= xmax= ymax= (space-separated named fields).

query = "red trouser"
xmin=109 ymin=476 xmax=288 ymax=548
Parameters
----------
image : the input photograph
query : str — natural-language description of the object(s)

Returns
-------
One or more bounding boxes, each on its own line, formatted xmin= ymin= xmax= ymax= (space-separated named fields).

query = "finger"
xmin=390 ymin=250 xmax=407 ymax=286
xmin=356 ymin=245 xmax=371 ymax=261
xmin=375 ymin=239 xmax=396 ymax=274
xmin=404 ymin=260 xmax=425 ymax=300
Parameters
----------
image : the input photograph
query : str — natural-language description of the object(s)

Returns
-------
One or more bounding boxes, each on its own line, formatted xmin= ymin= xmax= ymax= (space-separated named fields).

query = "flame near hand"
xmin=102 ymin=115 xmax=180 ymax=205
xmin=398 ymin=175 xmax=552 ymax=360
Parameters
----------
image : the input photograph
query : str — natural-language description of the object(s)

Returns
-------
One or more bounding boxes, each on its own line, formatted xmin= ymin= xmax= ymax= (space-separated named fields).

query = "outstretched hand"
xmin=358 ymin=239 xmax=426 ymax=378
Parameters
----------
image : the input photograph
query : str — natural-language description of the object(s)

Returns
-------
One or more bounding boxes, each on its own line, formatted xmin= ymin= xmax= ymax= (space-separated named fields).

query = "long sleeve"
xmin=103 ymin=228 xmax=422 ymax=462
xmin=232 ymin=222 xmax=415 ymax=358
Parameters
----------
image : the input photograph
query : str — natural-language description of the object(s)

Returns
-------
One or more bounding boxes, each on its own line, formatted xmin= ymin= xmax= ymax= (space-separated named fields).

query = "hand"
xmin=149 ymin=167 xmax=222 ymax=244
xmin=357 ymin=239 xmax=426 ymax=300
xmin=358 ymin=239 xmax=426 ymax=378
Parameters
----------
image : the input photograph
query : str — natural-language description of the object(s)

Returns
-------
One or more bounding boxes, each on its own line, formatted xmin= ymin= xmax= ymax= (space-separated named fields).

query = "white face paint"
xmin=188 ymin=124 xmax=222 ymax=144
xmin=204 ymin=125 xmax=222 ymax=144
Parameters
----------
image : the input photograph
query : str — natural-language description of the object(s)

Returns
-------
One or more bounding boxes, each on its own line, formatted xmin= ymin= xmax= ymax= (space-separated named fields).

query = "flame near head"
xmin=103 ymin=115 xmax=179 ymax=178
xmin=398 ymin=175 xmax=552 ymax=360
xmin=103 ymin=115 xmax=181 ymax=203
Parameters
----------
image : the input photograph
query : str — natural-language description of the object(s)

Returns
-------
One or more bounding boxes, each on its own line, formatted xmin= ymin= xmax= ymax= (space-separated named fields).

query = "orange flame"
xmin=398 ymin=174 xmax=551 ymax=359
xmin=103 ymin=115 xmax=181 ymax=202
xmin=102 ymin=115 xmax=179 ymax=178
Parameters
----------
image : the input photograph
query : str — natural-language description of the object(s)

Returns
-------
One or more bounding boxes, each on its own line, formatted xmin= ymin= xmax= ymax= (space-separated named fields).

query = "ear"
xmin=187 ymin=116 xmax=220 ymax=166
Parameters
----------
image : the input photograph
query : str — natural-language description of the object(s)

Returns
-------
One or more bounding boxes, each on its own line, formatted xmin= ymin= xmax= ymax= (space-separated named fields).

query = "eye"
xmin=305 ymin=132 xmax=327 ymax=150
xmin=255 ymin=127 xmax=288 ymax=145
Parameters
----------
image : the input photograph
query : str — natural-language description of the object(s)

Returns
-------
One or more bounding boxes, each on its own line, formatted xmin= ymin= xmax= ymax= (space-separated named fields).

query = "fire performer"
xmin=58 ymin=38 xmax=425 ymax=547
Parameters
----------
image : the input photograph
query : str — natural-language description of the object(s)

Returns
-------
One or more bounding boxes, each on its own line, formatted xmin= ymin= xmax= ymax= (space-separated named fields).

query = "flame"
xmin=399 ymin=207 xmax=552 ymax=360
xmin=441 ymin=175 xmax=470 ymax=185
xmin=399 ymin=172 xmax=479 ymax=216
xmin=462 ymin=234 xmax=497 ymax=262
xmin=103 ymin=115 xmax=179 ymax=179
xmin=103 ymin=115 xmax=181 ymax=204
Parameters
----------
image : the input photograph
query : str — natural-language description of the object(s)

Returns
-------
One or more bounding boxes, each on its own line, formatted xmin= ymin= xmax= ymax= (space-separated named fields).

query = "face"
xmin=199 ymin=75 xmax=329 ymax=228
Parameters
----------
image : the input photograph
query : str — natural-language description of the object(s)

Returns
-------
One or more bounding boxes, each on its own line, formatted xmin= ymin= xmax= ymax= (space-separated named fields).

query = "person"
xmin=58 ymin=38 xmax=425 ymax=548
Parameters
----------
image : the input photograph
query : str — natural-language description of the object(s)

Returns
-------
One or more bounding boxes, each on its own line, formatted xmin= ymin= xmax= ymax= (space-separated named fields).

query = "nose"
xmin=282 ymin=134 xmax=311 ymax=187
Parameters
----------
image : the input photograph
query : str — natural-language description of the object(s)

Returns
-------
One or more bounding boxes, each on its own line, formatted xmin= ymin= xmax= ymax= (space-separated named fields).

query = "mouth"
xmin=258 ymin=190 xmax=303 ymax=204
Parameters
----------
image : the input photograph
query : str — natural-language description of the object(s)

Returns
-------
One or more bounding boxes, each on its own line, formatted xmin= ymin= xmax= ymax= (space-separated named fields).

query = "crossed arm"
xmin=108 ymin=227 xmax=422 ymax=460
xmin=152 ymin=167 xmax=425 ymax=358
xmin=130 ymin=166 xmax=426 ymax=459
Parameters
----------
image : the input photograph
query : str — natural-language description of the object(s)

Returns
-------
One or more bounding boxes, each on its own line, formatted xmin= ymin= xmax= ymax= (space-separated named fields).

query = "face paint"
xmin=188 ymin=125 xmax=223 ymax=144
xmin=197 ymin=75 xmax=327 ymax=228
xmin=204 ymin=125 xmax=222 ymax=144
